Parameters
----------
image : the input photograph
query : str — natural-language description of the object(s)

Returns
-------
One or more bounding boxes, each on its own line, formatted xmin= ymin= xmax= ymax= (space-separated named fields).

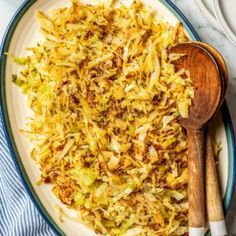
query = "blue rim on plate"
xmin=0 ymin=0 xmax=235 ymax=235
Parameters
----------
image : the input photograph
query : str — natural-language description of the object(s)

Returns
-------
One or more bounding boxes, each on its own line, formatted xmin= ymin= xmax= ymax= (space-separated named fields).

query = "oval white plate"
xmin=0 ymin=0 xmax=235 ymax=235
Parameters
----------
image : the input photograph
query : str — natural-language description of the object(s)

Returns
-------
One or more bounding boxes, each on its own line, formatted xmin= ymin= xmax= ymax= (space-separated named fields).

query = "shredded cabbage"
xmin=12 ymin=0 xmax=193 ymax=235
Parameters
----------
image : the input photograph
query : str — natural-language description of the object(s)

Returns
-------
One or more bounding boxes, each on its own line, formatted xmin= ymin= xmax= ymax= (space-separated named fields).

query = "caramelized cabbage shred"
xmin=13 ymin=0 xmax=194 ymax=235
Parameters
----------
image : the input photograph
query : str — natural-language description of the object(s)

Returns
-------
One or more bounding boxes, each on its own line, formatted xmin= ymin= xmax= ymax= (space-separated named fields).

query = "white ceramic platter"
xmin=195 ymin=0 xmax=221 ymax=31
xmin=195 ymin=0 xmax=236 ymax=46
xmin=212 ymin=0 xmax=236 ymax=46
xmin=0 ymin=0 xmax=235 ymax=235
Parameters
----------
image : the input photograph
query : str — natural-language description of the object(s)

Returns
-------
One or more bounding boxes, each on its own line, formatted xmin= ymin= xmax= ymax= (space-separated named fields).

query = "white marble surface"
xmin=0 ymin=0 xmax=236 ymax=234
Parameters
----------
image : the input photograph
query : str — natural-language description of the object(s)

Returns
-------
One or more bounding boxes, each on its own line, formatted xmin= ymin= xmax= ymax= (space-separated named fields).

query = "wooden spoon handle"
xmin=206 ymin=133 xmax=227 ymax=236
xmin=188 ymin=129 xmax=205 ymax=235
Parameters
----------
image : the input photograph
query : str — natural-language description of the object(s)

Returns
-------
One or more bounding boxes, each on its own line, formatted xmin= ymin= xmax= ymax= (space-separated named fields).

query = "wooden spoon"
xmin=193 ymin=42 xmax=228 ymax=236
xmin=169 ymin=43 xmax=222 ymax=235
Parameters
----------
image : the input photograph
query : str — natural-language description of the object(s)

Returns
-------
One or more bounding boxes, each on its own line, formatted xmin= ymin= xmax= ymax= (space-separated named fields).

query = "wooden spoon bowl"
xmin=192 ymin=42 xmax=228 ymax=87
xmin=169 ymin=43 xmax=222 ymax=129
xmin=192 ymin=42 xmax=228 ymax=105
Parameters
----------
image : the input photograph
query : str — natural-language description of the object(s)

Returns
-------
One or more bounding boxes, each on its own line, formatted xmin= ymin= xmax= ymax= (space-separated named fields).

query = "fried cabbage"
xmin=12 ymin=0 xmax=193 ymax=235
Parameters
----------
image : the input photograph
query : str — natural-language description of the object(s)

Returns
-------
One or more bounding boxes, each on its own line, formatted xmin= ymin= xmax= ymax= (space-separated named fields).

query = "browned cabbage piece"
xmin=12 ymin=0 xmax=194 ymax=235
